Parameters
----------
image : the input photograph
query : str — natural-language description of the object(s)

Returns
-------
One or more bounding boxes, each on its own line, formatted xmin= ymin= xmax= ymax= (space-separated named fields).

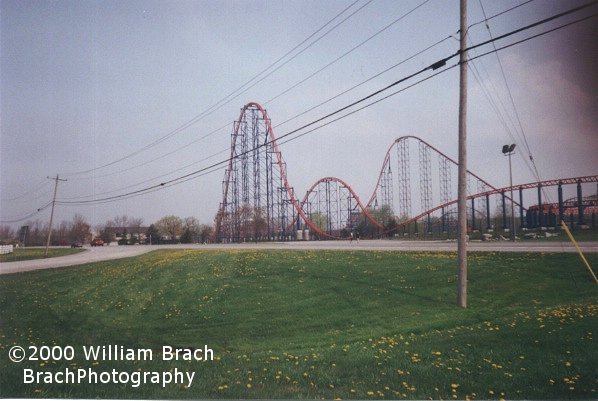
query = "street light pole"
xmin=508 ymin=152 xmax=516 ymax=241
xmin=502 ymin=144 xmax=516 ymax=241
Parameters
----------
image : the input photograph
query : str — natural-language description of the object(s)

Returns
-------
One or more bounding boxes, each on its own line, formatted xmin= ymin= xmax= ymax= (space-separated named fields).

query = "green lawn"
xmin=0 ymin=247 xmax=85 ymax=263
xmin=0 ymin=250 xmax=596 ymax=399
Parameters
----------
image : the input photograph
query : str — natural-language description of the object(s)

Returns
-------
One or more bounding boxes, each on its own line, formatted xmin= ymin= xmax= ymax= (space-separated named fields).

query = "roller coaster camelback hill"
xmin=214 ymin=102 xmax=598 ymax=243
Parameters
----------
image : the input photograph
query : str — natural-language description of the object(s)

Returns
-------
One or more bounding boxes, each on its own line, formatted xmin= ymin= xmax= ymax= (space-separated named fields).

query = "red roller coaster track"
xmin=215 ymin=102 xmax=324 ymax=239
xmin=294 ymin=176 xmax=385 ymax=236
xmin=389 ymin=174 xmax=598 ymax=236
xmin=365 ymin=135 xmax=500 ymax=208
xmin=215 ymin=102 xmax=597 ymax=241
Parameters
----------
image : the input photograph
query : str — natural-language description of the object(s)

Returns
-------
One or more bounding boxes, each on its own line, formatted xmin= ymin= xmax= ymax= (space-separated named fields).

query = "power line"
xmin=65 ymin=123 xmax=231 ymax=182
xmin=466 ymin=0 xmax=536 ymax=33
xmin=56 ymin=4 xmax=598 ymax=207
xmin=64 ymin=0 xmax=526 ymax=186
xmin=0 ymin=202 xmax=52 ymax=224
xmin=477 ymin=0 xmax=542 ymax=183
xmin=467 ymin=8 xmax=598 ymax=201
xmin=61 ymin=0 xmax=370 ymax=178
xmin=59 ymin=31 xmax=453 ymax=201
xmin=1 ymin=178 xmax=51 ymax=202
xmin=273 ymin=35 xmax=453 ymax=131
xmin=461 ymin=1 xmax=597 ymax=57
xmin=264 ymin=0 xmax=431 ymax=105
xmin=61 ymin=146 xmax=230 ymax=200
xmin=63 ymin=0 xmax=424 ymax=184
xmin=190 ymin=0 xmax=375 ymax=122
xmin=63 ymin=34 xmax=453 ymax=194
xmin=466 ymin=35 xmax=539 ymax=177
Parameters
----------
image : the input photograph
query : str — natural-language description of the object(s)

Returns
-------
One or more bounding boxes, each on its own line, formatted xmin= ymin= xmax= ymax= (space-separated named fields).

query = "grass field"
xmin=0 ymin=247 xmax=84 ymax=262
xmin=0 ymin=249 xmax=596 ymax=399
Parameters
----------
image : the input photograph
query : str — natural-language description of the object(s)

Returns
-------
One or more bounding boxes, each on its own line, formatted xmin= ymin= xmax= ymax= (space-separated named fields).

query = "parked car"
xmin=91 ymin=238 xmax=104 ymax=247
xmin=71 ymin=241 xmax=83 ymax=248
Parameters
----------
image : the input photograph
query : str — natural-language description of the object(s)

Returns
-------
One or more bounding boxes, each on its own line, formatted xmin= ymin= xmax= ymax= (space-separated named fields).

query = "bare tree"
xmin=25 ymin=219 xmax=48 ymax=246
xmin=0 ymin=225 xmax=14 ymax=244
xmin=199 ymin=224 xmax=214 ymax=243
xmin=129 ymin=217 xmax=144 ymax=244
xmin=183 ymin=217 xmax=201 ymax=243
xmin=55 ymin=221 xmax=69 ymax=244
xmin=96 ymin=219 xmax=116 ymax=244
xmin=69 ymin=214 xmax=91 ymax=243
xmin=113 ymin=215 xmax=130 ymax=228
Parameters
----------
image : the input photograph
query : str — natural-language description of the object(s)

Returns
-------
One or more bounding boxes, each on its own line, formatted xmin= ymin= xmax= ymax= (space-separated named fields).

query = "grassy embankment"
xmin=0 ymin=249 xmax=596 ymax=399
xmin=0 ymin=247 xmax=84 ymax=263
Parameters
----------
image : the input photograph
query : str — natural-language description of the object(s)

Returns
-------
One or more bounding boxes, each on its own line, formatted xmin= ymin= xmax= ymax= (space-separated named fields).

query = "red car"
xmin=91 ymin=239 xmax=104 ymax=247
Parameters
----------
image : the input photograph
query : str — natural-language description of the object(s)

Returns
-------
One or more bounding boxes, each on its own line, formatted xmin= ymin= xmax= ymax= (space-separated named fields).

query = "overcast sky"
xmin=1 ymin=0 xmax=597 ymax=230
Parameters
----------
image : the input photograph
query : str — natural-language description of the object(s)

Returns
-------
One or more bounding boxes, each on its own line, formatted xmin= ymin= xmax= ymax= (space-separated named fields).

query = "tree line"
xmin=0 ymin=214 xmax=214 ymax=246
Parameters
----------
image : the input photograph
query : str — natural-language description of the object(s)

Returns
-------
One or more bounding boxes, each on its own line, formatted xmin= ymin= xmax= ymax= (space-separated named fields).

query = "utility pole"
xmin=44 ymin=174 xmax=67 ymax=257
xmin=457 ymin=0 xmax=468 ymax=308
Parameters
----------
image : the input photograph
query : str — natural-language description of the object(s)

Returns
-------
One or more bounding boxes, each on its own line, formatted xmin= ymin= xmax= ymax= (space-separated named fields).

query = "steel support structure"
xmin=419 ymin=141 xmax=432 ymax=232
xmin=439 ymin=155 xmax=451 ymax=234
xmin=216 ymin=105 xmax=295 ymax=242
xmin=397 ymin=139 xmax=411 ymax=218
xmin=558 ymin=183 xmax=564 ymax=223
xmin=215 ymin=103 xmax=598 ymax=244
xmin=538 ymin=184 xmax=543 ymax=227
xmin=485 ymin=194 xmax=491 ymax=230
xmin=476 ymin=181 xmax=488 ymax=231
xmin=577 ymin=180 xmax=584 ymax=225
xmin=519 ymin=187 xmax=524 ymax=229
xmin=379 ymin=162 xmax=393 ymax=212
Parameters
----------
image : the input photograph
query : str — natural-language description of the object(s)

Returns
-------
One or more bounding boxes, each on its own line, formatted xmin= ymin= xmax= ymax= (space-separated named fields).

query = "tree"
xmin=252 ymin=208 xmax=268 ymax=240
xmin=384 ymin=217 xmax=398 ymax=238
xmin=24 ymin=220 xmax=48 ymax=246
xmin=113 ymin=215 xmax=130 ymax=228
xmin=129 ymin=217 xmax=144 ymax=244
xmin=355 ymin=208 xmax=380 ymax=238
xmin=199 ymin=224 xmax=214 ymax=243
xmin=368 ymin=205 xmax=393 ymax=226
xmin=118 ymin=228 xmax=129 ymax=245
xmin=55 ymin=221 xmax=69 ymax=244
xmin=183 ymin=217 xmax=201 ymax=243
xmin=69 ymin=214 xmax=91 ymax=243
xmin=309 ymin=212 xmax=328 ymax=233
xmin=180 ymin=228 xmax=193 ymax=244
xmin=96 ymin=220 xmax=116 ymax=244
xmin=146 ymin=224 xmax=160 ymax=244
xmin=0 ymin=225 xmax=14 ymax=244
xmin=155 ymin=215 xmax=183 ymax=242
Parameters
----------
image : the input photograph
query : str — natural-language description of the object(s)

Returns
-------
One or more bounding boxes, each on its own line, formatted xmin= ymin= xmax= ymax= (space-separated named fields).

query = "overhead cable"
xmin=61 ymin=0 xmax=371 ymax=178
xmin=56 ymin=4 xmax=598 ymax=206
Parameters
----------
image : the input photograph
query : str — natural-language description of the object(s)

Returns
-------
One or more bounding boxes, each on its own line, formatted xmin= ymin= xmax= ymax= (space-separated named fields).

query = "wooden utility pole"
xmin=44 ymin=174 xmax=67 ymax=257
xmin=457 ymin=0 xmax=468 ymax=308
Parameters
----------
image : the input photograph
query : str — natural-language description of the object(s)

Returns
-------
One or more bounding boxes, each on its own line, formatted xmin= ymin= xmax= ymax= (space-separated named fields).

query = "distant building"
xmin=526 ymin=193 xmax=597 ymax=228
xmin=110 ymin=226 xmax=149 ymax=244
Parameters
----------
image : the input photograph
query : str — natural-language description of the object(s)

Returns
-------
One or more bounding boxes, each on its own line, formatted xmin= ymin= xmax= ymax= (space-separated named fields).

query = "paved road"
xmin=1 ymin=240 xmax=597 ymax=275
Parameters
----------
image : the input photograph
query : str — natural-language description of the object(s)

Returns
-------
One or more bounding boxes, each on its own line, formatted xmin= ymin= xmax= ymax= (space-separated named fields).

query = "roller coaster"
xmin=214 ymin=102 xmax=597 ymax=242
